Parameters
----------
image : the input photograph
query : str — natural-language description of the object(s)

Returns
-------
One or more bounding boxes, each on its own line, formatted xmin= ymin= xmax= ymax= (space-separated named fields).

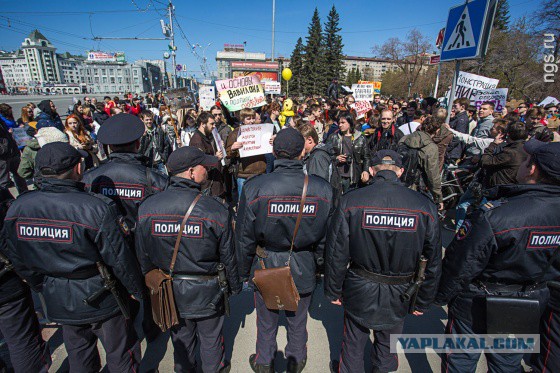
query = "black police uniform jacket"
xmin=0 ymin=178 xmax=144 ymax=325
xmin=136 ymin=177 xmax=241 ymax=319
xmin=236 ymin=159 xmax=334 ymax=295
xmin=436 ymin=184 xmax=560 ymax=325
xmin=0 ymin=187 xmax=28 ymax=305
xmin=82 ymin=152 xmax=168 ymax=227
xmin=324 ymin=170 xmax=442 ymax=330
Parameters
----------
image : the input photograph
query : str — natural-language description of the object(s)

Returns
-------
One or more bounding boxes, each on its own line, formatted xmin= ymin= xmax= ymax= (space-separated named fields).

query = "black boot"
xmin=249 ymin=354 xmax=274 ymax=373
xmin=287 ymin=356 xmax=307 ymax=373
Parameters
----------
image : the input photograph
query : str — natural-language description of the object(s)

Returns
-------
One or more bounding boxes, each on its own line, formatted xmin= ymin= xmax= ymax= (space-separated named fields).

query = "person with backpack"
xmin=398 ymin=115 xmax=443 ymax=210
xmin=368 ymin=109 xmax=405 ymax=155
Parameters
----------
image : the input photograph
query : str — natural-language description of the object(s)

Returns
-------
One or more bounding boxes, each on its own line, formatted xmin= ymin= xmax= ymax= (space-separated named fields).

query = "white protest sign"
xmin=454 ymin=71 xmax=499 ymax=103
xmin=199 ymin=85 xmax=216 ymax=111
xmin=351 ymin=83 xmax=374 ymax=101
xmin=539 ymin=96 xmax=559 ymax=107
xmin=12 ymin=127 xmax=32 ymax=148
xmin=350 ymin=101 xmax=372 ymax=119
xmin=216 ymin=75 xmax=266 ymax=112
xmin=472 ymin=88 xmax=508 ymax=112
xmin=237 ymin=123 xmax=273 ymax=158
xmin=264 ymin=81 xmax=281 ymax=95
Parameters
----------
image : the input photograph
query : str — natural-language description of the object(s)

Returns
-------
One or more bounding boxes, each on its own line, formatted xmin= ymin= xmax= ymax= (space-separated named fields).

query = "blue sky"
xmin=0 ymin=0 xmax=540 ymax=78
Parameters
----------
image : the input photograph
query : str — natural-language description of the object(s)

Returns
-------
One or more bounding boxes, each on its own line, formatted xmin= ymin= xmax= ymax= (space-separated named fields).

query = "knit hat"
xmin=36 ymin=127 xmax=69 ymax=147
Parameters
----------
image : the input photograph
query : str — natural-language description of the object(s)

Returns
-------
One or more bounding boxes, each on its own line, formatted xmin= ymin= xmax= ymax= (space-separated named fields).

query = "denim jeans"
xmin=236 ymin=177 xmax=246 ymax=201
xmin=455 ymin=188 xmax=486 ymax=230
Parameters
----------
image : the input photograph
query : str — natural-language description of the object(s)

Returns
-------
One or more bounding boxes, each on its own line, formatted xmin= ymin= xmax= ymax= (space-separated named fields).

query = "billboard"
xmin=232 ymin=71 xmax=278 ymax=82
xmin=231 ymin=61 xmax=278 ymax=70
xmin=87 ymin=51 xmax=126 ymax=63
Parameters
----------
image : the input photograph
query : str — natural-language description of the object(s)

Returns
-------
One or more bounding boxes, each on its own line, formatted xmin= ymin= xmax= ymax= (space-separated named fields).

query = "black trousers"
xmin=441 ymin=314 xmax=523 ymax=373
xmin=170 ymin=314 xmax=226 ymax=373
xmin=254 ymin=291 xmax=312 ymax=365
xmin=62 ymin=313 xmax=140 ymax=373
xmin=0 ymin=157 xmax=27 ymax=193
xmin=338 ymin=313 xmax=403 ymax=373
xmin=531 ymin=306 xmax=560 ymax=373
xmin=0 ymin=290 xmax=51 ymax=372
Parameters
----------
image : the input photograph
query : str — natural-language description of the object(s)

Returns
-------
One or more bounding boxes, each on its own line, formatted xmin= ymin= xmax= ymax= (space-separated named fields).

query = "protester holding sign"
xmin=226 ymin=108 xmax=267 ymax=199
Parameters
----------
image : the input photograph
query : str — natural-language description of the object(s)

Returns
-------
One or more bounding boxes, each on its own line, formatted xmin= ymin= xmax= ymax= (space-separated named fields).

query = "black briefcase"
xmin=486 ymin=295 xmax=541 ymax=334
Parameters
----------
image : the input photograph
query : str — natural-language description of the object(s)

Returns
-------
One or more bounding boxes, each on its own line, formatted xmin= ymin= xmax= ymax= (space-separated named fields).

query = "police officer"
xmin=1 ymin=143 xmax=145 ymax=372
xmin=324 ymin=150 xmax=442 ymax=373
xmin=0 ymin=187 xmax=51 ymax=372
xmin=236 ymin=127 xmax=334 ymax=373
xmin=436 ymin=139 xmax=560 ymax=372
xmin=82 ymin=113 xmax=168 ymax=227
xmin=82 ymin=113 xmax=168 ymax=350
xmin=136 ymin=146 xmax=240 ymax=373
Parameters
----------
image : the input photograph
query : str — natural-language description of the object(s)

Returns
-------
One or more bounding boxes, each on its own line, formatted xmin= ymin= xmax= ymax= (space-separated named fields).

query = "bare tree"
xmin=532 ymin=0 xmax=560 ymax=58
xmin=372 ymin=29 xmax=432 ymax=94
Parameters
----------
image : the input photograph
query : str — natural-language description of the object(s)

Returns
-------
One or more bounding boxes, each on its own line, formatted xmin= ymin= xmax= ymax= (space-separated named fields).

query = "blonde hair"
xmin=240 ymin=108 xmax=255 ymax=123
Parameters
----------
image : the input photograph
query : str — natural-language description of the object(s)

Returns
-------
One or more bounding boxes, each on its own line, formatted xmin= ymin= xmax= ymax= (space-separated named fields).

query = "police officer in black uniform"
xmin=236 ymin=127 xmax=334 ymax=373
xmin=1 ymin=143 xmax=145 ymax=372
xmin=324 ymin=150 xmax=442 ymax=373
xmin=436 ymin=139 xmax=560 ymax=372
xmin=0 ymin=187 xmax=51 ymax=372
xmin=136 ymin=146 xmax=240 ymax=373
xmin=82 ymin=113 xmax=168 ymax=227
xmin=82 ymin=113 xmax=168 ymax=351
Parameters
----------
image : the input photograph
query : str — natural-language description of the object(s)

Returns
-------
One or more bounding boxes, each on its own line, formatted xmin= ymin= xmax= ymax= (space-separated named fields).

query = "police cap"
xmin=370 ymin=149 xmax=403 ymax=168
xmin=96 ymin=113 xmax=145 ymax=145
xmin=524 ymin=139 xmax=560 ymax=182
xmin=273 ymin=127 xmax=304 ymax=159
xmin=35 ymin=142 xmax=87 ymax=174
xmin=166 ymin=146 xmax=219 ymax=175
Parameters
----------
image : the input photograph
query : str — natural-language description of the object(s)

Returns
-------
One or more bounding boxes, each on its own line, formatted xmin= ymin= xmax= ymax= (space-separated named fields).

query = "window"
xmin=102 ymin=77 xmax=107 ymax=83
xmin=101 ymin=69 xmax=106 ymax=75
xmin=110 ymin=77 xmax=115 ymax=84
xmin=94 ymin=77 xmax=99 ymax=83
xmin=133 ymin=70 xmax=138 ymax=76
xmin=118 ymin=77 xmax=122 ymax=84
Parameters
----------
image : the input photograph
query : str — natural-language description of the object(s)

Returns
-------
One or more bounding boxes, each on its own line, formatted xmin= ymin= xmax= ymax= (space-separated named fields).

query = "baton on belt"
xmin=402 ymin=256 xmax=428 ymax=314
xmin=83 ymin=262 xmax=130 ymax=319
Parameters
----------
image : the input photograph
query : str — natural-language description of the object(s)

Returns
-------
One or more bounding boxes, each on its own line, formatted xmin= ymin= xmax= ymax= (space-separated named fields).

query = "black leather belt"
xmin=172 ymin=274 xmax=217 ymax=281
xmin=350 ymin=264 xmax=413 ymax=285
xmin=477 ymin=281 xmax=548 ymax=293
xmin=51 ymin=266 xmax=99 ymax=280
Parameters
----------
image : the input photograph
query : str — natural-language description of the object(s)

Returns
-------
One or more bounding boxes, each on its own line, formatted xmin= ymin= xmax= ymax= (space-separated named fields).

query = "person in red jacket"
xmin=103 ymin=96 xmax=115 ymax=116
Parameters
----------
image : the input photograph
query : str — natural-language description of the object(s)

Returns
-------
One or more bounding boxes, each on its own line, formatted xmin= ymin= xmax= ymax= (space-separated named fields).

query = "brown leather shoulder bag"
xmin=252 ymin=175 xmax=308 ymax=312
xmin=145 ymin=194 xmax=202 ymax=332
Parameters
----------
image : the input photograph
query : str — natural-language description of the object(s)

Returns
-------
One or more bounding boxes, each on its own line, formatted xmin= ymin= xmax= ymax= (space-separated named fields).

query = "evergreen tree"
xmin=345 ymin=67 xmax=354 ymax=86
xmin=302 ymin=8 xmax=326 ymax=96
xmin=288 ymin=37 xmax=305 ymax=96
xmin=323 ymin=6 xmax=345 ymax=94
xmin=355 ymin=66 xmax=362 ymax=83
xmin=493 ymin=0 xmax=510 ymax=30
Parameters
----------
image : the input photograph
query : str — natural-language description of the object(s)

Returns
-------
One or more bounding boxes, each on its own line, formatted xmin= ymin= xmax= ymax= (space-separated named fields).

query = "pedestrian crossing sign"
xmin=440 ymin=0 xmax=498 ymax=62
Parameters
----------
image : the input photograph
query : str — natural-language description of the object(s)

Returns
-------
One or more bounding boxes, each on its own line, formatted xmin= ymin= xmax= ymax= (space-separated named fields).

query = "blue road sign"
xmin=440 ymin=0 xmax=496 ymax=61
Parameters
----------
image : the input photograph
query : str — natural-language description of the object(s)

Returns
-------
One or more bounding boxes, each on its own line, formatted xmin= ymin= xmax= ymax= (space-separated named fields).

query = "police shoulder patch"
xmin=455 ymin=220 xmax=472 ymax=241
xmin=118 ymin=216 xmax=131 ymax=236
xmin=478 ymin=199 xmax=506 ymax=213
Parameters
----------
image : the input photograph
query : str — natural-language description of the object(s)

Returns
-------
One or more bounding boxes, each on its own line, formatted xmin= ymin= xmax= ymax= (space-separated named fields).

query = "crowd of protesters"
xmin=1 ymin=88 xmax=560 ymax=372
xmin=1 ymin=90 xmax=560 ymax=210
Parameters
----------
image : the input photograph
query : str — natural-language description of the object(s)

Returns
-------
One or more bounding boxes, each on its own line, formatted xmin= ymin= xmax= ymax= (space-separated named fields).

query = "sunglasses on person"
xmin=517 ymin=106 xmax=526 ymax=109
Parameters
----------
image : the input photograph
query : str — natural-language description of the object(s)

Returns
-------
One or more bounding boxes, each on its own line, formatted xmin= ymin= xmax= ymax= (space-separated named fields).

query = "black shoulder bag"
xmin=485 ymin=245 xmax=560 ymax=335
